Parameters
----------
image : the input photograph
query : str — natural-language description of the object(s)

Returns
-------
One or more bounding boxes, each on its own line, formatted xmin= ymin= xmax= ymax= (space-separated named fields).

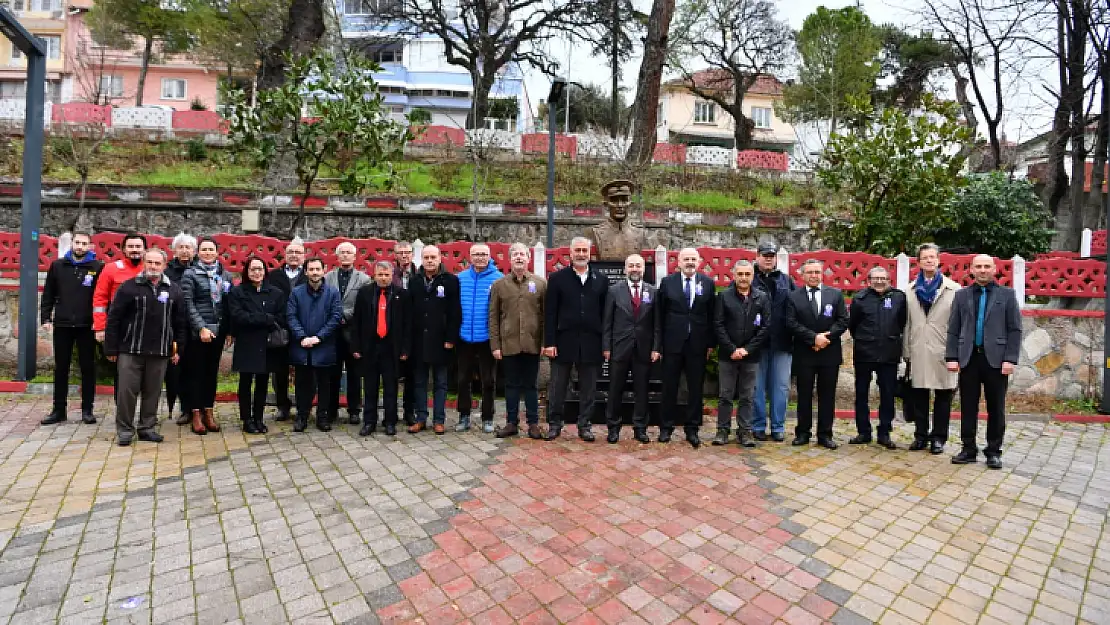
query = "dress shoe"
xmin=792 ymin=435 xmax=811 ymax=446
xmin=817 ymin=438 xmax=839 ymax=450
xmin=951 ymin=448 xmax=978 ymax=464
xmin=293 ymin=417 xmax=308 ymax=433
xmin=496 ymin=423 xmax=519 ymax=438
xmin=657 ymin=428 xmax=673 ymax=443
xmin=848 ymin=435 xmax=872 ymax=445
xmin=712 ymin=429 xmax=730 ymax=446
xmin=579 ymin=428 xmax=596 ymax=442
xmin=202 ymin=408 xmax=220 ymax=433
xmin=753 ymin=432 xmax=768 ymax=442
xmin=455 ymin=415 xmax=471 ymax=432
xmin=274 ymin=407 xmax=291 ymax=422
xmin=877 ymin=436 xmax=897 ymax=450
xmin=402 ymin=413 xmax=416 ymax=426
xmin=686 ymin=430 xmax=702 ymax=449
xmin=384 ymin=424 xmax=396 ymax=435
xmin=408 ymin=422 xmax=426 ymax=433
xmin=317 ymin=419 xmax=332 ymax=432
xmin=527 ymin=424 xmax=543 ymax=439
xmin=175 ymin=411 xmax=191 ymax=425
xmin=81 ymin=411 xmax=97 ymax=425
xmin=255 ymin=418 xmax=268 ymax=434
xmin=117 ymin=436 xmax=133 ymax=447
xmin=138 ymin=431 xmax=164 ymax=443
xmin=771 ymin=432 xmax=785 ymax=442
xmin=348 ymin=413 xmax=361 ymax=425
xmin=738 ymin=431 xmax=757 ymax=448
xmin=985 ymin=455 xmax=1002 ymax=470
xmin=634 ymin=429 xmax=650 ymax=444
xmin=929 ymin=441 xmax=945 ymax=455
xmin=434 ymin=424 xmax=446 ymax=435
xmin=607 ymin=429 xmax=620 ymax=444
xmin=190 ymin=410 xmax=208 ymax=435
xmin=359 ymin=424 xmax=375 ymax=437
xmin=243 ymin=419 xmax=260 ymax=434
xmin=545 ymin=425 xmax=562 ymax=441
xmin=41 ymin=410 xmax=66 ymax=426
xmin=909 ymin=439 xmax=928 ymax=451
xmin=482 ymin=420 xmax=495 ymax=434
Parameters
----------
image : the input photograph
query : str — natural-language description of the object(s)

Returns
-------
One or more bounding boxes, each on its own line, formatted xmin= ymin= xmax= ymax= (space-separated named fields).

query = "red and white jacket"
xmin=92 ymin=258 xmax=144 ymax=332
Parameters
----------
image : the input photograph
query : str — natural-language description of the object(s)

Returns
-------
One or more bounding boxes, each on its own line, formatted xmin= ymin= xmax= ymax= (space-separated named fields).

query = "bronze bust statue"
xmin=589 ymin=179 xmax=646 ymax=261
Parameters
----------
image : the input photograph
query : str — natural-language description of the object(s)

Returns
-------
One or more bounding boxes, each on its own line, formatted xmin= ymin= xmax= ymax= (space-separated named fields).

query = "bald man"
xmin=945 ymin=254 xmax=1021 ymax=470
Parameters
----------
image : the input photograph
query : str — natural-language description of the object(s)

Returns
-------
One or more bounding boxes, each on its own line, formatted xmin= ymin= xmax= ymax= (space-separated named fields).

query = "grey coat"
xmin=602 ymin=281 xmax=660 ymax=363
xmin=945 ymin=282 xmax=1022 ymax=369
xmin=324 ymin=267 xmax=371 ymax=342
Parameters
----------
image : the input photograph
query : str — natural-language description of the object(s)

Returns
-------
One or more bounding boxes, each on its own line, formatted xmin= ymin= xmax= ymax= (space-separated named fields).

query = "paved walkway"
xmin=0 ymin=395 xmax=1107 ymax=624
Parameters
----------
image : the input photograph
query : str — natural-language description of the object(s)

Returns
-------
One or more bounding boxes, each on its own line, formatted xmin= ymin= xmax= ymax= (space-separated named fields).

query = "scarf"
xmin=914 ymin=271 xmax=942 ymax=306
xmin=196 ymin=259 xmax=225 ymax=305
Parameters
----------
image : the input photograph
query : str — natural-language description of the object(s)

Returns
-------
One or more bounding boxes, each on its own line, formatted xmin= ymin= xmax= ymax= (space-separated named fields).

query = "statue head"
xmin=601 ymin=179 xmax=634 ymax=223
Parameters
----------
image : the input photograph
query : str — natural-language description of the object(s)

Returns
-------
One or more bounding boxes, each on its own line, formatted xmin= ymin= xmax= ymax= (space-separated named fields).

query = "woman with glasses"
xmin=228 ymin=257 xmax=287 ymax=434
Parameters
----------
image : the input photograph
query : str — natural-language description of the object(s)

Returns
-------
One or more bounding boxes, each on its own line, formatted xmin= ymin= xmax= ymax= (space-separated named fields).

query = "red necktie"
xmin=632 ymin=284 xmax=641 ymax=316
xmin=377 ymin=290 xmax=388 ymax=338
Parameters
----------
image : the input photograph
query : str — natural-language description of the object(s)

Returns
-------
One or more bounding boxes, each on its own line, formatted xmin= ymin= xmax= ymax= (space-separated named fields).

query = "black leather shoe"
xmin=817 ymin=438 xmax=839 ymax=450
xmin=384 ymin=424 xmax=397 ymax=436
xmin=607 ymin=430 xmax=620 ymax=444
xmin=81 ymin=411 xmax=97 ymax=425
xmin=317 ymin=420 xmax=332 ymax=432
xmin=792 ymin=435 xmax=811 ymax=446
xmin=634 ymin=429 xmax=649 ymax=444
xmin=686 ymin=430 xmax=701 ymax=449
xmin=293 ymin=417 xmax=307 ymax=432
xmin=359 ymin=424 xmax=375 ymax=437
xmin=657 ymin=429 xmax=672 ymax=443
xmin=877 ymin=436 xmax=897 ymax=450
xmin=930 ymin=441 xmax=945 ymax=455
xmin=274 ymin=408 xmax=291 ymax=422
xmin=951 ymin=448 xmax=978 ymax=464
xmin=909 ymin=439 xmax=928 ymax=451
xmin=986 ymin=455 xmax=1003 ymax=469
xmin=738 ymin=431 xmax=757 ymax=448
xmin=137 ymin=431 xmax=164 ymax=443
xmin=348 ymin=413 xmax=361 ymax=425
xmin=848 ymin=435 xmax=872 ymax=445
xmin=711 ymin=429 xmax=729 ymax=446
xmin=255 ymin=419 xmax=268 ymax=434
xmin=753 ymin=432 xmax=768 ymax=441
xmin=771 ymin=432 xmax=785 ymax=442
xmin=243 ymin=419 xmax=260 ymax=434
xmin=579 ymin=428 xmax=596 ymax=442
xmin=545 ymin=426 xmax=562 ymax=441
xmin=117 ymin=437 xmax=132 ymax=447
xmin=41 ymin=410 xmax=66 ymax=426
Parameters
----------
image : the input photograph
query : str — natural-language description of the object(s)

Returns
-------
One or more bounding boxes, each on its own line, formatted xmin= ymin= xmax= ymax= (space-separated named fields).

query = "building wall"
xmin=660 ymin=88 xmax=794 ymax=149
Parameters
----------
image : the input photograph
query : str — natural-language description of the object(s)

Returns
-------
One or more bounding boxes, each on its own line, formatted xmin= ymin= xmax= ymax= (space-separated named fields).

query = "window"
xmin=32 ymin=0 xmax=56 ymax=11
xmin=100 ymin=75 xmax=124 ymax=98
xmin=43 ymin=36 xmax=61 ymax=60
xmin=657 ymin=102 xmax=664 ymax=127
xmin=12 ymin=0 xmax=25 ymax=11
xmin=374 ymin=48 xmax=403 ymax=64
xmin=694 ymin=100 xmax=715 ymax=124
xmin=343 ymin=0 xmax=372 ymax=14
xmin=0 ymin=81 xmax=26 ymax=99
xmin=161 ymin=78 xmax=187 ymax=100
xmin=752 ymin=106 xmax=772 ymax=129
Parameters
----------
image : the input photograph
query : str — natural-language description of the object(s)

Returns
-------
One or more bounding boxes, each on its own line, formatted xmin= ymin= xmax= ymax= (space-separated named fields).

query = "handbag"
xmin=267 ymin=325 xmax=289 ymax=348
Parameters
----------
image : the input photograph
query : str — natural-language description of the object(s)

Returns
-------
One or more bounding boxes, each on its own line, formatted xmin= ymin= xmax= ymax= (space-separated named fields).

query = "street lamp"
xmin=546 ymin=77 xmax=566 ymax=247
xmin=1101 ymin=148 xmax=1110 ymax=413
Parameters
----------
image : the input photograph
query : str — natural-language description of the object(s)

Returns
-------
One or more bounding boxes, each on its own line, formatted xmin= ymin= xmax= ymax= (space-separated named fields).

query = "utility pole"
xmin=610 ymin=0 xmax=619 ymax=139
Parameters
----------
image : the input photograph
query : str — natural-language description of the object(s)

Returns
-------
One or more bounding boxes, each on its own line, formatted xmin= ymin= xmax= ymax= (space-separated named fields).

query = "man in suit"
xmin=713 ymin=260 xmax=771 ymax=447
xmin=544 ymin=237 xmax=609 ymax=442
xmin=352 ymin=261 xmax=410 ymax=437
xmin=945 ymin=254 xmax=1022 ymax=469
xmin=265 ymin=240 xmax=308 ymax=421
xmin=785 ymin=259 xmax=849 ymax=449
xmin=391 ymin=240 xmax=419 ymax=425
xmin=602 ymin=254 xmax=661 ymax=444
xmin=657 ymin=247 xmax=716 ymax=448
xmin=325 ymin=241 xmax=372 ymax=425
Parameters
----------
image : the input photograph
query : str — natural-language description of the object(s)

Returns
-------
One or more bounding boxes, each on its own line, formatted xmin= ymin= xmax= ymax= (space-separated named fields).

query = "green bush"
xmin=185 ymin=138 xmax=208 ymax=162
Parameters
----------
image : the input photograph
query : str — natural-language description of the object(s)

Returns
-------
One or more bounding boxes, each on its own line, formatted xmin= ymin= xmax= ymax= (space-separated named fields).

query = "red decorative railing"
xmin=1093 ymin=230 xmax=1106 ymax=255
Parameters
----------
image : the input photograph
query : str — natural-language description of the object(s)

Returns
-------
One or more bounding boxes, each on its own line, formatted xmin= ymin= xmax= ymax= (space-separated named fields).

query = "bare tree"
xmin=71 ymin=34 xmax=133 ymax=106
xmin=51 ymin=110 xmax=111 ymax=233
xmin=667 ymin=0 xmax=792 ymax=151
xmin=1083 ymin=0 xmax=1109 ymax=232
xmin=625 ymin=0 xmax=677 ymax=164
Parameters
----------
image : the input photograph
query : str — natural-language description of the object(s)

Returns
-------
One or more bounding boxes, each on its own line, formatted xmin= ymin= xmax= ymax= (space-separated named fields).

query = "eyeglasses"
xmin=870 ymin=277 xmax=889 ymax=281
xmin=471 ymin=252 xmax=490 ymax=257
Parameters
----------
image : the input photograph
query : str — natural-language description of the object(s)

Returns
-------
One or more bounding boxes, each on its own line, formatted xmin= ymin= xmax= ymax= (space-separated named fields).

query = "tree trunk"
xmin=610 ymin=0 xmax=619 ymax=139
xmin=1084 ymin=65 xmax=1109 ymax=231
xmin=1051 ymin=1 xmax=1090 ymax=251
xmin=732 ymin=106 xmax=754 ymax=152
xmin=1046 ymin=12 xmax=1072 ymax=245
xmin=625 ymin=0 xmax=676 ymax=165
xmin=949 ymin=67 xmax=978 ymax=161
xmin=257 ymin=0 xmax=326 ymax=91
xmin=136 ymin=36 xmax=154 ymax=106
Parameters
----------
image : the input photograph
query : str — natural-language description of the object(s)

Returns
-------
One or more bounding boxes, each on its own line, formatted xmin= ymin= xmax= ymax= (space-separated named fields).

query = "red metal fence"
xmin=4 ymin=232 xmax=1105 ymax=298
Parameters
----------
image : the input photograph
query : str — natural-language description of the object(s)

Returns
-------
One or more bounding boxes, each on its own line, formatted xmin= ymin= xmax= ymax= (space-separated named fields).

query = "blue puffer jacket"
xmin=458 ymin=262 xmax=503 ymax=343
xmin=753 ymin=267 xmax=796 ymax=352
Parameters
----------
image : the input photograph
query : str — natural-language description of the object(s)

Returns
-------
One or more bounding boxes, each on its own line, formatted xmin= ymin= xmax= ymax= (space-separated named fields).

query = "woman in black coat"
xmin=228 ymin=257 xmax=287 ymax=434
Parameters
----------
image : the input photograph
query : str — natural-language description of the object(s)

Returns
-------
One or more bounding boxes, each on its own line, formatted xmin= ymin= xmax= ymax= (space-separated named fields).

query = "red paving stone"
xmin=377 ymin=439 xmax=836 ymax=624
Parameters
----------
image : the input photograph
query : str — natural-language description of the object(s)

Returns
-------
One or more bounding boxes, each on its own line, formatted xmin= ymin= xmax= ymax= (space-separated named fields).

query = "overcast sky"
xmin=521 ymin=0 xmax=1058 ymax=142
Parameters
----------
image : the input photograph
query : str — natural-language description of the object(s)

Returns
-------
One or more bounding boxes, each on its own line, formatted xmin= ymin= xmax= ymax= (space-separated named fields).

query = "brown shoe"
xmin=433 ymin=424 xmax=446 ymax=435
xmin=495 ymin=423 xmax=518 ymax=438
xmin=527 ymin=424 xmax=543 ymax=439
xmin=202 ymin=408 xmax=220 ymax=432
xmin=190 ymin=410 xmax=207 ymax=435
xmin=408 ymin=422 xmax=426 ymax=434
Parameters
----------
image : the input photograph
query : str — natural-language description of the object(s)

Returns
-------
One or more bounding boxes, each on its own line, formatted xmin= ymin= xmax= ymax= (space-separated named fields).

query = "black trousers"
xmin=52 ymin=326 xmax=97 ymax=413
xmin=661 ymin=347 xmax=707 ymax=431
xmin=183 ymin=339 xmax=223 ymax=411
xmin=912 ymin=387 xmax=954 ymax=443
xmin=796 ymin=364 xmax=838 ymax=440
xmin=457 ymin=340 xmax=496 ymax=421
xmin=295 ymin=365 xmax=332 ymax=423
xmin=399 ymin=357 xmax=416 ymax=420
xmin=548 ymin=361 xmax=599 ymax=428
xmin=605 ymin=358 xmax=650 ymax=430
xmin=854 ymin=362 xmax=897 ymax=438
xmin=329 ymin=334 xmax=362 ymax=417
xmin=270 ymin=348 xmax=293 ymax=412
xmin=958 ymin=350 xmax=1008 ymax=455
xmin=238 ymin=373 xmax=269 ymax=421
xmin=363 ymin=352 xmax=399 ymax=427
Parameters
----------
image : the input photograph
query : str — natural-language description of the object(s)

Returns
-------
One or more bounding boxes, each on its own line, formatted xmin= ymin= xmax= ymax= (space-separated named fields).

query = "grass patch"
xmin=129 ymin=162 xmax=257 ymax=188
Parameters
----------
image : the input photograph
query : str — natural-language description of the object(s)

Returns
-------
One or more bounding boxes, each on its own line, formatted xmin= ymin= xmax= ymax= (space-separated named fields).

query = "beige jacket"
xmin=904 ymin=274 xmax=961 ymax=389
xmin=489 ymin=271 xmax=546 ymax=356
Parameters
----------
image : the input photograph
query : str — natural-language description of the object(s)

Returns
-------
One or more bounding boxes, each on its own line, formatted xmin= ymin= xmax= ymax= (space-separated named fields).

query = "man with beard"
xmin=750 ymin=242 xmax=795 ymax=442
xmin=104 ymin=248 xmax=186 ymax=446
xmin=351 ymin=261 xmax=410 ymax=436
xmin=326 ymin=241 xmax=371 ymax=425
xmin=657 ymin=247 xmax=717 ymax=448
xmin=265 ymin=240 xmax=308 ymax=421
xmin=94 ymin=233 xmax=147 ymax=396
xmin=165 ymin=233 xmax=196 ymax=425
xmin=602 ymin=254 xmax=660 ymax=444
xmin=489 ymin=243 xmax=546 ymax=439
xmin=713 ymin=260 xmax=771 ymax=448
xmin=288 ymin=258 xmax=343 ymax=432
xmin=543 ymin=237 xmax=608 ymax=441
xmin=41 ymin=230 xmax=104 ymax=426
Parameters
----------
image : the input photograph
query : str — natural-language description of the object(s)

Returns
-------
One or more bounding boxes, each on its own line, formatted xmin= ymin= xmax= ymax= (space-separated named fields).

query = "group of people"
xmin=39 ymin=234 xmax=1022 ymax=467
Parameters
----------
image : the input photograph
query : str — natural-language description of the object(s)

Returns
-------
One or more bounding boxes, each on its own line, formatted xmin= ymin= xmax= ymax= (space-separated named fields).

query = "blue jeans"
xmin=504 ymin=354 xmax=540 ymax=425
xmin=413 ymin=361 xmax=448 ymax=425
xmin=752 ymin=350 xmax=791 ymax=434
